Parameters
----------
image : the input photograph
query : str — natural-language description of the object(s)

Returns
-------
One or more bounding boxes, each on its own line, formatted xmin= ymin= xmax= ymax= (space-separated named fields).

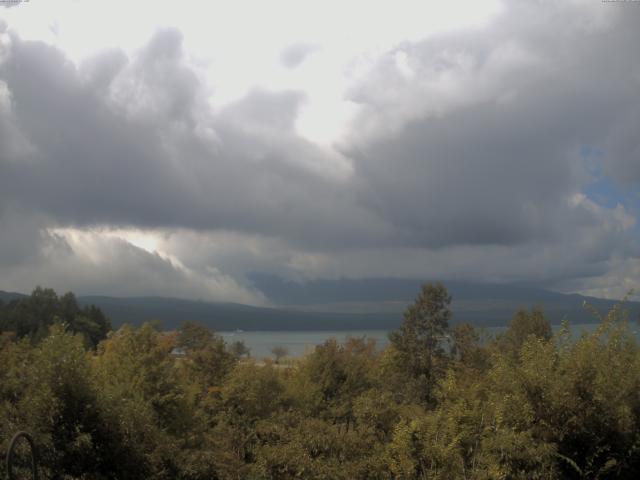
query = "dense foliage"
xmin=0 ymin=287 xmax=111 ymax=347
xmin=1 ymin=284 xmax=640 ymax=479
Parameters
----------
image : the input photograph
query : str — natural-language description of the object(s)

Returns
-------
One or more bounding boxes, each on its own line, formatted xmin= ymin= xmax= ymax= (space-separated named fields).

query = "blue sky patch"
xmin=581 ymin=147 xmax=640 ymax=234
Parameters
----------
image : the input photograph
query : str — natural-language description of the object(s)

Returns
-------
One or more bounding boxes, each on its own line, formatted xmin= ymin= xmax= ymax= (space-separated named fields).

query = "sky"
xmin=0 ymin=0 xmax=639 ymax=304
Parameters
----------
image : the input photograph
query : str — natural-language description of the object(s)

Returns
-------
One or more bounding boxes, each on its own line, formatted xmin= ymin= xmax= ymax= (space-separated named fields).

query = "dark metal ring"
xmin=6 ymin=431 xmax=38 ymax=480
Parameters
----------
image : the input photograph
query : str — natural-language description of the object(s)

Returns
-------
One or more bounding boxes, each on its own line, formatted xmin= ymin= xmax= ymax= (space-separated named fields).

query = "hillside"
xmin=76 ymin=295 xmax=396 ymax=331
xmin=80 ymin=279 xmax=639 ymax=330
xmin=2 ymin=281 xmax=637 ymax=331
xmin=0 ymin=290 xmax=27 ymax=303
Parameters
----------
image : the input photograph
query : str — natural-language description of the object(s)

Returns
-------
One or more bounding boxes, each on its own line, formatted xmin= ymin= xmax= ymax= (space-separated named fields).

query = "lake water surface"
xmin=221 ymin=322 xmax=640 ymax=359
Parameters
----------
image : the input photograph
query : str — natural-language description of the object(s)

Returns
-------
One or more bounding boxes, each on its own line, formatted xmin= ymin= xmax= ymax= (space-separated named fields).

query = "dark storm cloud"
xmin=0 ymin=37 xmax=187 ymax=226
xmin=0 ymin=2 xmax=639 ymax=297
xmin=0 ymin=210 xmax=68 ymax=268
xmin=344 ymin=1 xmax=640 ymax=252
xmin=350 ymin=98 xmax=599 ymax=247
xmin=0 ymin=29 xmax=392 ymax=249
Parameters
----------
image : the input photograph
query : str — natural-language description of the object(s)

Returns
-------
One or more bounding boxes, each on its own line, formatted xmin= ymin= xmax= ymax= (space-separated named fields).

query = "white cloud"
xmin=1 ymin=0 xmax=503 ymax=146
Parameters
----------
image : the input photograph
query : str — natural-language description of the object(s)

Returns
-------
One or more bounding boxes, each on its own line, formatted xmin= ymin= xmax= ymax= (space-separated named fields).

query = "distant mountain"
xmin=76 ymin=295 xmax=396 ymax=331
xmin=248 ymin=274 xmax=601 ymax=305
xmin=78 ymin=286 xmax=640 ymax=331
xmin=248 ymin=275 xmax=640 ymax=326
xmin=3 ymin=280 xmax=638 ymax=331
xmin=0 ymin=291 xmax=27 ymax=303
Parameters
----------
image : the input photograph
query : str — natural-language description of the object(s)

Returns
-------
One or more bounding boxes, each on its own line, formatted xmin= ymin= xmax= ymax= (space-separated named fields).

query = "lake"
xmin=220 ymin=322 xmax=640 ymax=359
xmin=220 ymin=330 xmax=390 ymax=359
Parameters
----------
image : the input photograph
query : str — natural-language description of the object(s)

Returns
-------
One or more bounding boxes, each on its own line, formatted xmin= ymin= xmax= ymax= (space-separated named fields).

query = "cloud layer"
xmin=0 ymin=1 xmax=639 ymax=301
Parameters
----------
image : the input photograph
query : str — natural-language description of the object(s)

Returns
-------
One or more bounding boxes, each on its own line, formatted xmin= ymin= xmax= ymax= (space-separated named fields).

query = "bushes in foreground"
xmin=1 ymin=285 xmax=639 ymax=479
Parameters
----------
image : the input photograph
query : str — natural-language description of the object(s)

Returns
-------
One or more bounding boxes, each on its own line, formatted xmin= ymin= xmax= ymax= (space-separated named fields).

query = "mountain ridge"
xmin=2 ymin=280 xmax=637 ymax=331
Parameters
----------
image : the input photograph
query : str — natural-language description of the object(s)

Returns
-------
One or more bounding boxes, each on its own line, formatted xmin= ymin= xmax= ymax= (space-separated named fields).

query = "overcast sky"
xmin=0 ymin=0 xmax=639 ymax=303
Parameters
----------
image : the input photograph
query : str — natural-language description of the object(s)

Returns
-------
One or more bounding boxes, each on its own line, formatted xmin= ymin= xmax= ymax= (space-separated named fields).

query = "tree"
xmin=450 ymin=322 xmax=490 ymax=371
xmin=0 ymin=287 xmax=110 ymax=347
xmin=387 ymin=282 xmax=452 ymax=404
xmin=494 ymin=306 xmax=552 ymax=357
xmin=213 ymin=363 xmax=286 ymax=478
xmin=176 ymin=321 xmax=236 ymax=391
xmin=291 ymin=338 xmax=378 ymax=429
xmin=93 ymin=322 xmax=192 ymax=478
xmin=271 ymin=345 xmax=289 ymax=364
xmin=11 ymin=324 xmax=132 ymax=479
xmin=177 ymin=321 xmax=214 ymax=351
xmin=229 ymin=340 xmax=251 ymax=359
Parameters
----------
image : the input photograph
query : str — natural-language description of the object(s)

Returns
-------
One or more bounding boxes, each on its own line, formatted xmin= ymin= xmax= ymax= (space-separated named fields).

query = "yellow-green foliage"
xmin=1 ymin=287 xmax=640 ymax=479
